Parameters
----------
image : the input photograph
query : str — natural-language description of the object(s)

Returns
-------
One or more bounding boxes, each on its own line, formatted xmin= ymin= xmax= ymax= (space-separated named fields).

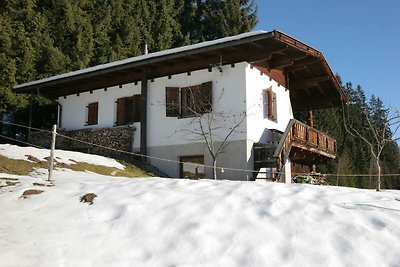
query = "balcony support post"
xmin=308 ymin=108 xmax=314 ymax=128
xmin=284 ymin=157 xmax=292 ymax=183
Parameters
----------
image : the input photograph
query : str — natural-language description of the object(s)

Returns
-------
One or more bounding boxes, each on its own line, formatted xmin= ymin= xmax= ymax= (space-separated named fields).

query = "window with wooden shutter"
xmin=178 ymin=81 xmax=212 ymax=117
xmin=86 ymin=102 xmax=98 ymax=125
xmin=264 ymin=87 xmax=277 ymax=122
xmin=200 ymin=81 xmax=212 ymax=113
xmin=181 ymin=84 xmax=199 ymax=117
xmin=166 ymin=87 xmax=179 ymax=117
xmin=116 ymin=95 xmax=141 ymax=126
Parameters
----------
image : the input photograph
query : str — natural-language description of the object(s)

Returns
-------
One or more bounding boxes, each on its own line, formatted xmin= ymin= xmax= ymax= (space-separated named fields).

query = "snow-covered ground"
xmin=1 ymin=145 xmax=400 ymax=266
xmin=0 ymin=144 xmax=124 ymax=169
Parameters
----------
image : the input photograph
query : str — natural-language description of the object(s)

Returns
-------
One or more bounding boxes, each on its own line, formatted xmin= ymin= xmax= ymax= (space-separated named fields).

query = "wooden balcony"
xmin=253 ymin=119 xmax=336 ymax=180
xmin=289 ymin=119 xmax=336 ymax=159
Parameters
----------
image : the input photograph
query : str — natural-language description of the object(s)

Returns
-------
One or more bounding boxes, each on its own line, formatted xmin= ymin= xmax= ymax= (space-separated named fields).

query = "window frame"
xmin=165 ymin=81 xmax=212 ymax=118
xmin=263 ymin=87 xmax=277 ymax=122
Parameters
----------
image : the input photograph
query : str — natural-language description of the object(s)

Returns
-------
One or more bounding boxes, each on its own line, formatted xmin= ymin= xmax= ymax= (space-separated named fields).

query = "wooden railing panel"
xmin=308 ymin=128 xmax=318 ymax=147
xmin=291 ymin=120 xmax=336 ymax=155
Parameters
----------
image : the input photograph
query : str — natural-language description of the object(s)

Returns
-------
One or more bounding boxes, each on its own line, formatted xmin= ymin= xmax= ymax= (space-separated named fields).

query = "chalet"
xmin=14 ymin=30 xmax=347 ymax=182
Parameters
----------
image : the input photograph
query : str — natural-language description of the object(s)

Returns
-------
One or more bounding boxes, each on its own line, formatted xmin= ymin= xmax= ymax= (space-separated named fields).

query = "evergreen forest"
xmin=0 ymin=0 xmax=398 ymax=188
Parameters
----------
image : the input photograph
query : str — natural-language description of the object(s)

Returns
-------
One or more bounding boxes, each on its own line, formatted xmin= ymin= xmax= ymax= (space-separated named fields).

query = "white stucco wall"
xmin=59 ymin=63 xmax=248 ymax=148
xmin=245 ymin=64 xmax=293 ymax=144
xmin=58 ymin=83 xmax=141 ymax=130
xmin=147 ymin=62 xmax=247 ymax=148
xmin=58 ymin=61 xmax=295 ymax=180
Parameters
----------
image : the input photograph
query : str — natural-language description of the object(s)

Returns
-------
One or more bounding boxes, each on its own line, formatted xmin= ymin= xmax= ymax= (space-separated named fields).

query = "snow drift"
xmin=1 ymin=145 xmax=400 ymax=266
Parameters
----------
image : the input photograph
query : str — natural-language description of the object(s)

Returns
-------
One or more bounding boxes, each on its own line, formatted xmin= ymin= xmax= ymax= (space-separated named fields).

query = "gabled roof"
xmin=14 ymin=30 xmax=347 ymax=111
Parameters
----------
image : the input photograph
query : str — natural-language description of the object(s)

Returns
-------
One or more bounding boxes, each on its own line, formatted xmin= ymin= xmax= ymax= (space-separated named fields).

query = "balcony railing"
xmin=291 ymin=120 xmax=336 ymax=155
xmin=253 ymin=119 xmax=336 ymax=181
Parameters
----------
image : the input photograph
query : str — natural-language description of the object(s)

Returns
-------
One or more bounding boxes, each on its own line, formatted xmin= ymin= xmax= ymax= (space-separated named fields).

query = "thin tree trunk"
xmin=213 ymin=158 xmax=217 ymax=180
xmin=376 ymin=159 xmax=381 ymax=191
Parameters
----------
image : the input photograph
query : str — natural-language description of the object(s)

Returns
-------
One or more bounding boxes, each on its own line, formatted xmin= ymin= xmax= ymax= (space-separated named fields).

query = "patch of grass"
xmin=0 ymin=177 xmax=19 ymax=181
xmin=113 ymin=161 xmax=154 ymax=178
xmin=57 ymin=161 xmax=152 ymax=178
xmin=5 ymin=181 xmax=19 ymax=186
xmin=0 ymin=155 xmax=46 ymax=175
xmin=33 ymin=182 xmax=46 ymax=186
xmin=0 ymin=154 xmax=153 ymax=178
xmin=0 ymin=179 xmax=20 ymax=189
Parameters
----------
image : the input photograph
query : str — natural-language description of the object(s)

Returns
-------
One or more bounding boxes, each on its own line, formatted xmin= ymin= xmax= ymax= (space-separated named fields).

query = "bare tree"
xmin=175 ymin=87 xmax=246 ymax=180
xmin=343 ymin=104 xmax=399 ymax=191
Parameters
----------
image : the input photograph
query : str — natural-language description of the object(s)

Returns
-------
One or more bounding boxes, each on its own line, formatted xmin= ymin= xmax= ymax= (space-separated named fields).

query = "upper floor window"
xmin=263 ymin=87 xmax=277 ymax=122
xmin=166 ymin=81 xmax=212 ymax=118
xmin=116 ymin=95 xmax=141 ymax=126
xmin=86 ymin=102 xmax=98 ymax=126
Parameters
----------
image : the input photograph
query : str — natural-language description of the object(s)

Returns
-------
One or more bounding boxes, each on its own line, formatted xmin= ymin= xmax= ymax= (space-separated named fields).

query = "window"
xmin=166 ymin=87 xmax=180 ymax=117
xmin=116 ymin=95 xmax=141 ymax=126
xmin=263 ymin=87 xmax=277 ymax=121
xmin=180 ymin=155 xmax=205 ymax=179
xmin=165 ymin=81 xmax=212 ymax=118
xmin=86 ymin=102 xmax=98 ymax=125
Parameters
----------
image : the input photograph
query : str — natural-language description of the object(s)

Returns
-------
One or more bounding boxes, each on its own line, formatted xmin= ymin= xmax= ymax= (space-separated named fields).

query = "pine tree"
xmin=177 ymin=0 xmax=258 ymax=45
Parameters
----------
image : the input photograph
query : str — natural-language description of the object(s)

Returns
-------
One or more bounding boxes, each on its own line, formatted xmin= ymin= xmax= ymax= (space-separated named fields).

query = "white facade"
xmin=58 ymin=61 xmax=294 ymax=180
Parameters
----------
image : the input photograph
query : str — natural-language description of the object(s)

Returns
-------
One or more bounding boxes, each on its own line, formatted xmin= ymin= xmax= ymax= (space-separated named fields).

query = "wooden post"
xmin=140 ymin=70 xmax=148 ymax=159
xmin=308 ymin=109 xmax=314 ymax=128
xmin=27 ymin=93 xmax=33 ymax=141
xmin=48 ymin=124 xmax=57 ymax=181
xmin=140 ymin=41 xmax=148 ymax=160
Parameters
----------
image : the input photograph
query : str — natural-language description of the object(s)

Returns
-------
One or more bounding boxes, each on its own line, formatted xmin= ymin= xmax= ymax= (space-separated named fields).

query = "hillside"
xmin=1 ymin=144 xmax=400 ymax=266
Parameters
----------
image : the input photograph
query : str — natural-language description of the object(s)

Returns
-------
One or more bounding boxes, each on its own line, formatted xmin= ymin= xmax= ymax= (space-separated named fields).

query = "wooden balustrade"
xmin=290 ymin=120 xmax=336 ymax=154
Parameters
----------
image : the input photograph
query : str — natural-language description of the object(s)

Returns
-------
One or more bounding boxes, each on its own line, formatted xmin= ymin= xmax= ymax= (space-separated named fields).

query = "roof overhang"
xmin=14 ymin=30 xmax=347 ymax=111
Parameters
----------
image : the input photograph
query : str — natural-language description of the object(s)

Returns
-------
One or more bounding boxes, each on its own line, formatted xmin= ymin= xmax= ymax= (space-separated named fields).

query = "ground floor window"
xmin=180 ymin=155 xmax=205 ymax=179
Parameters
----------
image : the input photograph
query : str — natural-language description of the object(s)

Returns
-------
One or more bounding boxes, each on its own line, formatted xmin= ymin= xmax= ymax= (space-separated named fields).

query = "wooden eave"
xmin=14 ymin=30 xmax=347 ymax=111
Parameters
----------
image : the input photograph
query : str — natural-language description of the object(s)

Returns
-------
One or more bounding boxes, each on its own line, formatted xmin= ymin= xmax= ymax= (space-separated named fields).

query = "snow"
xmin=1 ymin=145 xmax=400 ymax=266
xmin=0 ymin=144 xmax=125 ymax=169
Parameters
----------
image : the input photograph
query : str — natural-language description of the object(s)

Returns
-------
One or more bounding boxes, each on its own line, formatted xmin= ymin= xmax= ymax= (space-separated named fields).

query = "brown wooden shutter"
xmin=116 ymin=97 xmax=125 ymax=125
xmin=87 ymin=102 xmax=98 ymax=125
xmin=267 ymin=88 xmax=273 ymax=120
xmin=189 ymin=85 xmax=200 ymax=114
xmin=166 ymin=87 xmax=179 ymax=117
xmin=201 ymin=81 xmax=212 ymax=113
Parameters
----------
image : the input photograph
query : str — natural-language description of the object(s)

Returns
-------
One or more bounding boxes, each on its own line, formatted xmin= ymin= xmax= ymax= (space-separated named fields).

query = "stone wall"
xmin=29 ymin=126 xmax=135 ymax=161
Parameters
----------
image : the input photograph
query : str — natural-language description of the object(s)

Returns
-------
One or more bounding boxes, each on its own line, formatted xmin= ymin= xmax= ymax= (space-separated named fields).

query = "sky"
xmin=255 ymin=0 xmax=400 ymax=110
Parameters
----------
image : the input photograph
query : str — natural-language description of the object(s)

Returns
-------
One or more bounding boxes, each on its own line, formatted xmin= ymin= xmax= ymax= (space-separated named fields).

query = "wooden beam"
xmin=267 ymin=52 xmax=309 ymax=70
xmin=248 ymin=46 xmax=289 ymax=66
xmin=284 ymin=57 xmax=319 ymax=72
xmin=290 ymin=75 xmax=331 ymax=90
xmin=291 ymin=96 xmax=342 ymax=111
xmin=268 ymin=57 xmax=294 ymax=70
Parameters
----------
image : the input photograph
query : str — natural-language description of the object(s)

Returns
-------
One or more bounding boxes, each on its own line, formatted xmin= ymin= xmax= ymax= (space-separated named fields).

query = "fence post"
xmin=48 ymin=124 xmax=57 ymax=181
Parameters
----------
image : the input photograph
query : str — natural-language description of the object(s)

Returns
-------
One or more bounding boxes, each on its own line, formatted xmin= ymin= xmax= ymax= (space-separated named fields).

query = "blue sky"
xmin=255 ymin=0 xmax=400 ymax=110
